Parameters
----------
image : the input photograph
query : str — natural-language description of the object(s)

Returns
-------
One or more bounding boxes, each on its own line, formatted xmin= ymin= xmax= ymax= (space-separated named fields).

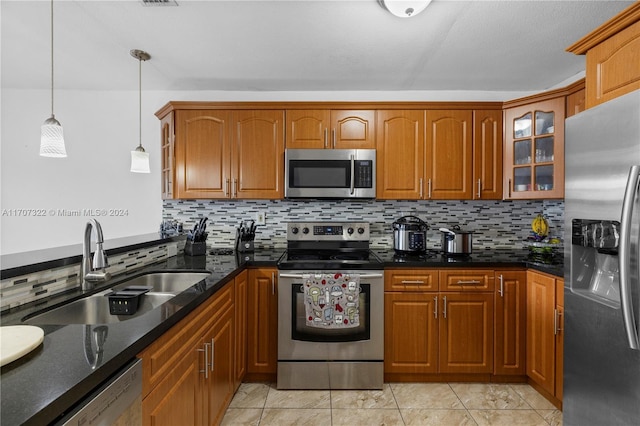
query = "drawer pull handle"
xmin=401 ymin=280 xmax=425 ymax=284
xmin=455 ymin=280 xmax=482 ymax=285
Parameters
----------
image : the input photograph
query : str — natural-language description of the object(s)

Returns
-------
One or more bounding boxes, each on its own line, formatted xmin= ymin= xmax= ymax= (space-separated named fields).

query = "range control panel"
xmin=287 ymin=222 xmax=370 ymax=241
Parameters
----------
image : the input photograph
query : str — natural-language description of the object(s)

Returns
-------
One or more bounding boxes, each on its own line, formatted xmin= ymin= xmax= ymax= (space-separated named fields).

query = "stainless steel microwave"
xmin=284 ymin=149 xmax=376 ymax=199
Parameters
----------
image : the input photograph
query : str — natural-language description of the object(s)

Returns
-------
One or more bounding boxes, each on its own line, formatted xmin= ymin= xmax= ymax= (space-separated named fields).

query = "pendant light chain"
xmin=138 ymin=55 xmax=142 ymax=149
xmin=50 ymin=0 xmax=54 ymax=117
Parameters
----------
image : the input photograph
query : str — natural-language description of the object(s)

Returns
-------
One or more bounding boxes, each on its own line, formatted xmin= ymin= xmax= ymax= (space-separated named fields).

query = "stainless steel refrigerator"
xmin=564 ymin=89 xmax=640 ymax=426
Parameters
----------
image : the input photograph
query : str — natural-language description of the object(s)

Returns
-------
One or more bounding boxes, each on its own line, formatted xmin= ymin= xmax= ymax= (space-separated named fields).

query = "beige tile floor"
xmin=221 ymin=382 xmax=562 ymax=426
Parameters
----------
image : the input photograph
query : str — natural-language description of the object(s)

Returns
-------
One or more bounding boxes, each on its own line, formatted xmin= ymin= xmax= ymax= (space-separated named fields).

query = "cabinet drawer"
xmin=385 ymin=269 xmax=438 ymax=291
xmin=139 ymin=280 xmax=234 ymax=397
xmin=439 ymin=269 xmax=495 ymax=291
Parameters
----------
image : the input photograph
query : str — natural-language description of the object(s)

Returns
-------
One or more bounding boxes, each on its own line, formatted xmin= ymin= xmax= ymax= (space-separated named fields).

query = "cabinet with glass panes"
xmin=504 ymin=97 xmax=565 ymax=199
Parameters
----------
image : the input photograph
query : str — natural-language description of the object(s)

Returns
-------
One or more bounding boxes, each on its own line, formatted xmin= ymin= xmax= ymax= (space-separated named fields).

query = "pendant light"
xmin=130 ymin=49 xmax=151 ymax=173
xmin=40 ymin=0 xmax=67 ymax=158
xmin=378 ymin=0 xmax=432 ymax=18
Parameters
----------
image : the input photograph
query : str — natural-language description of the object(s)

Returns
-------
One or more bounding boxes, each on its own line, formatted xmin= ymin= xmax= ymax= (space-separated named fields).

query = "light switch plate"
xmin=255 ymin=211 xmax=266 ymax=225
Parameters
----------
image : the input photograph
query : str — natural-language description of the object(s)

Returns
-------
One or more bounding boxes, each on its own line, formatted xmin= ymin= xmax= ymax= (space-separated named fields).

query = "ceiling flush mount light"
xmin=40 ymin=0 xmax=67 ymax=158
xmin=378 ymin=0 xmax=432 ymax=18
xmin=130 ymin=49 xmax=151 ymax=173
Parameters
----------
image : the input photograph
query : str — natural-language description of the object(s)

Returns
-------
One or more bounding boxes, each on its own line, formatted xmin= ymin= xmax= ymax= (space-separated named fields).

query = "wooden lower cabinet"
xmin=234 ymin=270 xmax=248 ymax=390
xmin=384 ymin=292 xmax=438 ymax=374
xmin=494 ymin=270 xmax=527 ymax=376
xmin=526 ymin=270 xmax=564 ymax=407
xmin=384 ymin=268 xmax=494 ymax=379
xmin=555 ymin=278 xmax=564 ymax=401
xmin=139 ymin=280 xmax=236 ymax=426
xmin=246 ymin=268 xmax=278 ymax=380
xmin=439 ymin=292 xmax=494 ymax=374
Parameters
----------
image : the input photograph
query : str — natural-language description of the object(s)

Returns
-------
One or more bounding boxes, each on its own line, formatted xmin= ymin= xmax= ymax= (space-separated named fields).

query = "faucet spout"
xmin=81 ymin=219 xmax=111 ymax=290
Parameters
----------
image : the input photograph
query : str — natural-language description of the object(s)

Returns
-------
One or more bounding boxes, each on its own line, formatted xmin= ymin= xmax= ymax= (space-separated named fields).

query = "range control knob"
xmin=302 ymin=227 xmax=309 ymax=234
xmin=291 ymin=227 xmax=299 ymax=234
xmin=357 ymin=227 xmax=365 ymax=234
xmin=347 ymin=227 xmax=354 ymax=235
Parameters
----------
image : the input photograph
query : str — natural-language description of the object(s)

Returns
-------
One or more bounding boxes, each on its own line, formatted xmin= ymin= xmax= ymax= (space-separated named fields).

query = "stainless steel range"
xmin=277 ymin=221 xmax=384 ymax=390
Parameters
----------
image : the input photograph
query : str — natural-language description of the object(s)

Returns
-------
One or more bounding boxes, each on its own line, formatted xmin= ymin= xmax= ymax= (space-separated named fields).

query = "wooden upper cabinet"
xmin=504 ymin=97 xmax=565 ymax=200
xmin=232 ymin=110 xmax=284 ymax=199
xmin=473 ymin=110 xmax=503 ymax=200
xmin=332 ymin=110 xmax=375 ymax=149
xmin=286 ymin=109 xmax=375 ymax=149
xmin=567 ymin=3 xmax=640 ymax=108
xmin=160 ymin=111 xmax=175 ymax=200
xmin=565 ymin=80 xmax=586 ymax=118
xmin=285 ymin=110 xmax=330 ymax=149
xmin=174 ymin=110 xmax=231 ymax=199
xmin=376 ymin=110 xmax=425 ymax=199
xmin=426 ymin=110 xmax=473 ymax=199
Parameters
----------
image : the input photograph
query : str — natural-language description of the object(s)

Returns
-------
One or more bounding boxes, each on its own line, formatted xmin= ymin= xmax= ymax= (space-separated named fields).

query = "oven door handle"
xmin=278 ymin=273 xmax=383 ymax=279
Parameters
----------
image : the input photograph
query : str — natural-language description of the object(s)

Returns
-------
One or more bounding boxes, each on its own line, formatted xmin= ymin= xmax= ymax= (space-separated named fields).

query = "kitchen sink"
xmin=24 ymin=271 xmax=210 ymax=325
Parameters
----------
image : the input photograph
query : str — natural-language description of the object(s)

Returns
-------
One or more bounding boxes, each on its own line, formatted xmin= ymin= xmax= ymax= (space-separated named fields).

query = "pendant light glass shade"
xmin=40 ymin=0 xmax=67 ymax=158
xmin=130 ymin=49 xmax=151 ymax=173
xmin=131 ymin=146 xmax=150 ymax=173
xmin=40 ymin=115 xmax=67 ymax=157
xmin=378 ymin=0 xmax=432 ymax=18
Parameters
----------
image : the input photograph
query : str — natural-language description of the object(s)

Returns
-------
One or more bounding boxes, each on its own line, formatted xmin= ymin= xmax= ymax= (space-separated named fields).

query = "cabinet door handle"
xmin=401 ymin=280 xmax=425 ymax=284
xmin=271 ymin=272 xmax=276 ymax=295
xmin=508 ymin=178 xmax=512 ymax=198
xmin=224 ymin=178 xmax=230 ymax=198
xmin=442 ymin=296 xmax=447 ymax=319
xmin=324 ymin=128 xmax=328 ymax=148
xmin=210 ymin=338 xmax=215 ymax=372
xmin=428 ymin=178 xmax=432 ymax=199
xmin=332 ymin=129 xmax=336 ymax=149
xmin=419 ymin=178 xmax=423 ymax=199
xmin=498 ymin=274 xmax=504 ymax=297
xmin=477 ymin=179 xmax=482 ymax=199
xmin=554 ymin=309 xmax=563 ymax=335
xmin=232 ymin=179 xmax=238 ymax=198
xmin=433 ymin=296 xmax=438 ymax=319
xmin=198 ymin=342 xmax=210 ymax=379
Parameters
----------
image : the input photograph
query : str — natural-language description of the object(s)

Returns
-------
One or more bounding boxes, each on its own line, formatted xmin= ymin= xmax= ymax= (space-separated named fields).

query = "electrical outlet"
xmin=255 ymin=211 xmax=266 ymax=225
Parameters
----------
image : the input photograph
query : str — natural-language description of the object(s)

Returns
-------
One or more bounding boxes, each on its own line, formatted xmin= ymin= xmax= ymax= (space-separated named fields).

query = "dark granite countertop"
xmin=374 ymin=248 xmax=564 ymax=278
xmin=1 ymin=246 xmax=562 ymax=425
xmin=0 ymin=249 xmax=283 ymax=426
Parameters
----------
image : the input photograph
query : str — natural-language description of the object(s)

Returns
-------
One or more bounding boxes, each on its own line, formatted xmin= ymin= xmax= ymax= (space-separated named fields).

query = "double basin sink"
xmin=24 ymin=272 xmax=211 ymax=325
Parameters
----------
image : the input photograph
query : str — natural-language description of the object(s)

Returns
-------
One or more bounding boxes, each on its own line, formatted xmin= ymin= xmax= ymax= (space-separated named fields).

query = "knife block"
xmin=237 ymin=240 xmax=254 ymax=253
xmin=184 ymin=241 xmax=206 ymax=256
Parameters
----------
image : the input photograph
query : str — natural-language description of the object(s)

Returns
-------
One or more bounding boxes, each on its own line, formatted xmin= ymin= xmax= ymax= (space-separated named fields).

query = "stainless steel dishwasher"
xmin=56 ymin=359 xmax=142 ymax=426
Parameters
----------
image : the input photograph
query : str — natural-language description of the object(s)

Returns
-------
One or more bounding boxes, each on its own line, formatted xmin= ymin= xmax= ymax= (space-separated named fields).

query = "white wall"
xmin=1 ymin=88 xmax=163 ymax=255
xmin=1 ymin=87 xmax=539 ymax=256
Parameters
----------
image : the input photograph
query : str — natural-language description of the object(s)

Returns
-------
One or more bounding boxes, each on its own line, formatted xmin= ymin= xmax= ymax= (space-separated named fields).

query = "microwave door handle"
xmin=619 ymin=164 xmax=640 ymax=350
xmin=350 ymin=154 xmax=355 ymax=195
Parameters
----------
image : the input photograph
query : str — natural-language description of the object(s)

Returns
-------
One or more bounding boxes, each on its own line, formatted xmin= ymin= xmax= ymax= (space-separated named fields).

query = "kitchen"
xmin=2 ymin=1 xmax=639 ymax=425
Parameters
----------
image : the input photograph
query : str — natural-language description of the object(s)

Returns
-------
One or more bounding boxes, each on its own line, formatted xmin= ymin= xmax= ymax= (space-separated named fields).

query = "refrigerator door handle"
xmin=619 ymin=164 xmax=640 ymax=350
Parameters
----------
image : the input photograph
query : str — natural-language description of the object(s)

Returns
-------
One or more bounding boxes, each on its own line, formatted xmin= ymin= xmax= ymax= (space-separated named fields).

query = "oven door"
xmin=284 ymin=149 xmax=376 ymax=198
xmin=278 ymin=272 xmax=383 ymax=361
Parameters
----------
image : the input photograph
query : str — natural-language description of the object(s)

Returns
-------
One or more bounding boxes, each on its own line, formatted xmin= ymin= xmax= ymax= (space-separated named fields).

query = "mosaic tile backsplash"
xmin=163 ymin=199 xmax=564 ymax=251
xmin=0 ymin=242 xmax=179 ymax=312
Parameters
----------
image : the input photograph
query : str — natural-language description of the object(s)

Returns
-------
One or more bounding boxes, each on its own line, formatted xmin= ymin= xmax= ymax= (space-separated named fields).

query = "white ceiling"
xmin=1 ymin=0 xmax=634 ymax=93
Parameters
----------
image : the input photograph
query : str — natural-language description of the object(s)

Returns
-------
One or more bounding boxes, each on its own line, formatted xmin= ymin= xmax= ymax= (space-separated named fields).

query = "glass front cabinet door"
xmin=504 ymin=97 xmax=565 ymax=199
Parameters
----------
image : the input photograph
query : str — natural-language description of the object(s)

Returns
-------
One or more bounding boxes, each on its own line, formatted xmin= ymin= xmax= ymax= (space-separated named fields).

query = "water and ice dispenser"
xmin=571 ymin=219 xmax=621 ymax=307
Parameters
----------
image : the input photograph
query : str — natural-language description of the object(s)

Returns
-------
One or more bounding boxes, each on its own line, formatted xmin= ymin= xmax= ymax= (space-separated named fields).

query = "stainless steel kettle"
xmin=393 ymin=216 xmax=429 ymax=253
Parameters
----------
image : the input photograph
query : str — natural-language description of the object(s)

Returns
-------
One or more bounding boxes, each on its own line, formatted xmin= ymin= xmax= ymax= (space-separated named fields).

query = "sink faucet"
xmin=81 ymin=219 xmax=111 ymax=290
